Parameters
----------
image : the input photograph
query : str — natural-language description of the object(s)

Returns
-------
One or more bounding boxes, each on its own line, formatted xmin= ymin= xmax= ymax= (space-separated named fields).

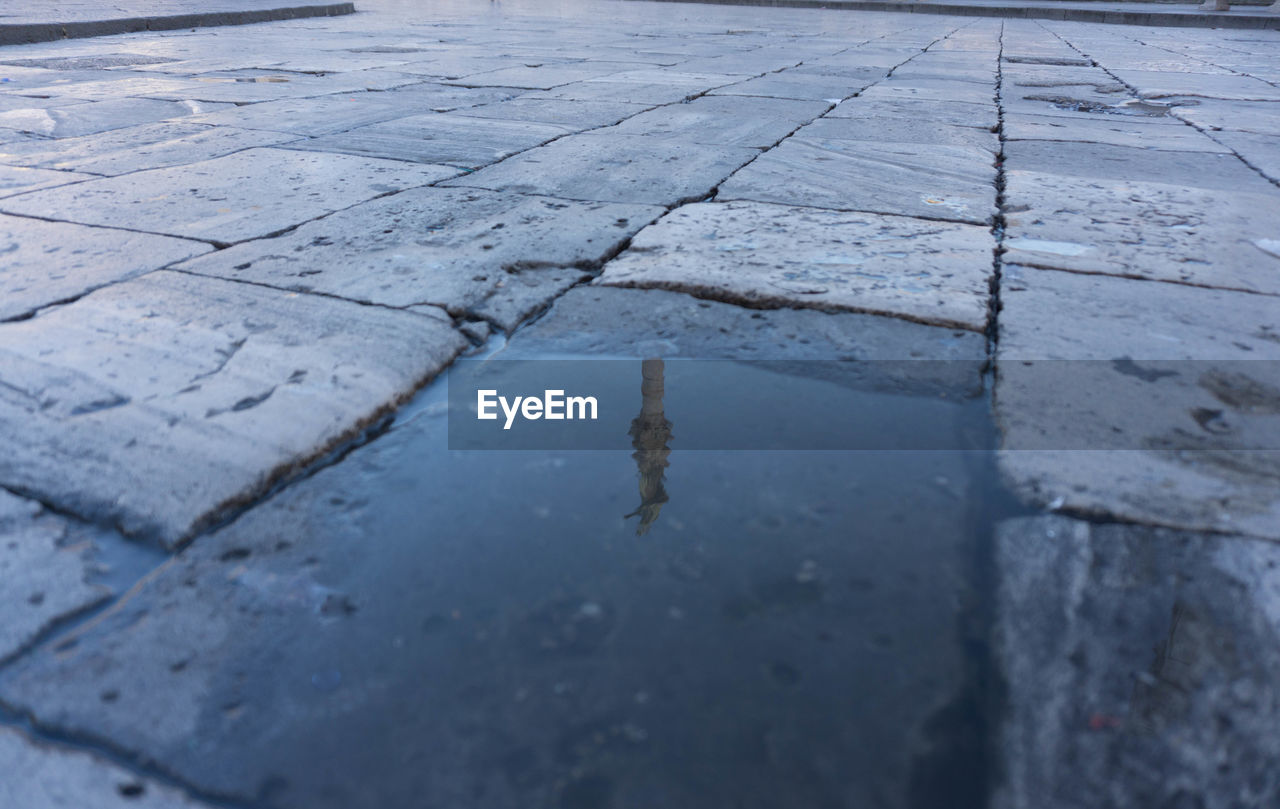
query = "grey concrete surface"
xmin=1 ymin=2 xmax=1279 ymax=807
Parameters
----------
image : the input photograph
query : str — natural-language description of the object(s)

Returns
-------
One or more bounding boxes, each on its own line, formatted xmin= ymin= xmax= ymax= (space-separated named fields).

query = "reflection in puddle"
xmin=626 ymin=359 xmax=673 ymax=535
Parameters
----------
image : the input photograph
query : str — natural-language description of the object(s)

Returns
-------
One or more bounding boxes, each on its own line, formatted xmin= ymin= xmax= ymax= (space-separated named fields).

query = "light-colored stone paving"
xmin=1 ymin=3 xmax=1279 ymax=806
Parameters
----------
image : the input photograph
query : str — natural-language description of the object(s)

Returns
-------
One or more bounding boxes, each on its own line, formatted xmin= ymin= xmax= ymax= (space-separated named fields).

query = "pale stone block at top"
xmin=0 ymin=148 xmax=459 ymax=245
xmin=0 ymin=213 xmax=211 ymax=321
xmin=995 ymin=267 xmax=1280 ymax=539
xmin=0 ymin=727 xmax=214 ymax=809
xmin=597 ymin=200 xmax=994 ymax=332
xmin=718 ymin=137 xmax=997 ymax=226
xmin=174 ymin=186 xmax=662 ymax=315
xmin=0 ymin=164 xmax=93 ymax=198
xmin=444 ymin=132 xmax=758 ymax=206
xmin=0 ymin=490 xmax=110 ymax=663
xmin=0 ymin=270 xmax=467 ymax=547
xmin=0 ymin=122 xmax=298 ymax=176
xmin=1002 ymin=170 xmax=1280 ymax=295
xmin=0 ymin=98 xmax=230 ymax=139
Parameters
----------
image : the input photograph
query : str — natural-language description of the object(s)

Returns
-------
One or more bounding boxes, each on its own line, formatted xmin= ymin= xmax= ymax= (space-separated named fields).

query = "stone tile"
xmin=606 ymin=95 xmax=827 ymax=148
xmin=0 ymin=98 xmax=230 ymax=138
xmin=514 ymin=286 xmax=987 ymax=364
xmin=0 ymin=148 xmax=458 ymax=245
xmin=445 ymin=132 xmax=758 ymax=206
xmin=598 ymin=201 xmax=993 ymax=332
xmin=1001 ymin=112 xmax=1226 ymax=152
xmin=0 ymin=122 xmax=297 ymax=176
xmin=856 ymin=79 xmax=995 ymax=106
xmin=0 ymin=270 xmax=466 ymax=547
xmin=439 ymin=61 xmax=650 ymax=89
xmin=287 ymin=113 xmax=568 ymax=169
xmin=0 ymin=214 xmax=210 ymax=321
xmin=1002 ymin=140 xmax=1275 ymax=194
xmin=995 ymin=266 xmax=1280 ymax=539
xmin=1173 ymin=99 xmax=1280 ymax=137
xmin=718 ymin=138 xmax=997 ymax=226
xmin=185 ymin=84 xmax=520 ymax=135
xmin=0 ymin=490 xmax=109 ymax=663
xmin=450 ymin=98 xmax=645 ymax=129
xmin=0 ymin=727 xmax=214 ymax=809
xmin=137 ymin=69 xmax=425 ymax=104
xmin=708 ymin=69 xmax=876 ymax=102
xmin=0 ymin=164 xmax=92 ymax=198
xmin=1210 ymin=129 xmax=1280 ymax=185
xmin=994 ymin=515 xmax=1280 ymax=809
xmin=1002 ymin=171 xmax=1280 ymax=295
xmin=799 ymin=114 xmax=999 ymax=155
xmin=174 ymin=187 xmax=661 ymax=316
xmin=824 ymin=98 xmax=999 ymax=130
xmin=1112 ymin=69 xmax=1280 ymax=102
xmin=523 ymin=74 xmax=724 ymax=105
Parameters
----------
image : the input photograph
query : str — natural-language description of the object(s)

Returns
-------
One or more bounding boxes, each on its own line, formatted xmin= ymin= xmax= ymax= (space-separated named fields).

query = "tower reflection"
xmin=626 ymin=358 xmax=673 ymax=536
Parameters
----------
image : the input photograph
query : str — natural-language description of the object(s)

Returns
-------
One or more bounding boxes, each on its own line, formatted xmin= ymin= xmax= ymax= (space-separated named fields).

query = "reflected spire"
xmin=626 ymin=358 xmax=673 ymax=536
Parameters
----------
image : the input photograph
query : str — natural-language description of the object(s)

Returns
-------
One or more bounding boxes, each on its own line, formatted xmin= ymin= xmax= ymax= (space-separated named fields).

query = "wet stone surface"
xmin=174 ymin=187 xmax=662 ymax=317
xmin=597 ymin=200 xmax=995 ymax=331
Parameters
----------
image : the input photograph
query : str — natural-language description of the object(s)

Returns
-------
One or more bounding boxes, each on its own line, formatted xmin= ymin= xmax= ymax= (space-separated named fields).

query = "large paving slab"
xmin=449 ymin=97 xmax=646 ymax=129
xmin=134 ymin=69 xmax=425 ymax=104
xmin=597 ymin=200 xmax=994 ymax=331
xmin=717 ymin=137 xmax=998 ymax=225
xmin=824 ymin=98 xmax=998 ymax=130
xmin=708 ymin=68 xmax=881 ymax=102
xmin=1173 ymin=98 xmax=1280 ymax=137
xmin=0 ymin=213 xmax=210 ymax=321
xmin=506 ymin=285 xmax=988 ymax=366
xmin=438 ymin=61 xmax=653 ymax=89
xmin=0 ymin=97 xmax=229 ymax=138
xmin=0 ymin=728 xmax=212 ymax=809
xmin=0 ymin=489 xmax=109 ymax=664
xmin=994 ymin=515 xmax=1280 ymax=809
xmin=0 ymin=163 xmax=92 ymax=197
xmin=605 ymin=95 xmax=828 ymax=149
xmin=1001 ymin=170 xmax=1280 ymax=295
xmin=856 ymin=79 xmax=995 ymax=107
xmin=184 ymin=84 xmax=521 ymax=135
xmin=0 ymin=270 xmax=466 ymax=547
xmin=286 ymin=112 xmax=570 ymax=169
xmin=1209 ymin=128 xmax=1280 ymax=185
xmin=1000 ymin=112 xmax=1227 ymax=152
xmin=798 ymin=114 xmax=999 ymax=155
xmin=0 ymin=122 xmax=298 ymax=176
xmin=1002 ymin=140 xmax=1278 ymax=194
xmin=174 ymin=187 xmax=662 ymax=318
xmin=995 ymin=266 xmax=1280 ymax=540
xmin=0 ymin=148 xmax=458 ymax=245
xmin=445 ymin=132 xmax=758 ymax=206
xmin=1113 ymin=69 xmax=1280 ymax=102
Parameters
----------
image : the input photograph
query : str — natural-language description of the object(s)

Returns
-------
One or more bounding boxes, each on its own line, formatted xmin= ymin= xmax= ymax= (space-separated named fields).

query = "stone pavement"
xmin=0 ymin=0 xmax=1279 ymax=807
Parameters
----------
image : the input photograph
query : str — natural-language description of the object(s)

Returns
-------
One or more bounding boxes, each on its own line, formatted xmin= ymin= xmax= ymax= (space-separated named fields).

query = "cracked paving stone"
xmin=597 ymin=200 xmax=993 ymax=332
xmin=0 ymin=270 xmax=467 ymax=547
xmin=0 ymin=490 xmax=109 ymax=662
xmin=1001 ymin=171 xmax=1280 ymax=295
xmin=0 ymin=98 xmax=232 ymax=139
xmin=173 ymin=186 xmax=661 ymax=317
xmin=1111 ymin=70 xmax=1280 ymax=103
xmin=0 ymin=122 xmax=298 ymax=177
xmin=444 ymin=132 xmax=758 ymax=206
xmin=286 ymin=113 xmax=569 ymax=169
xmin=1000 ymin=112 xmax=1226 ymax=152
xmin=0 ymin=148 xmax=458 ymax=245
xmin=856 ymin=80 xmax=996 ymax=107
xmin=993 ymin=515 xmax=1280 ymax=809
xmin=605 ymin=95 xmax=828 ymax=149
xmin=718 ymin=137 xmax=997 ymax=226
xmin=0 ymin=164 xmax=93 ymax=198
xmin=708 ymin=68 xmax=881 ymax=102
xmin=1172 ymin=99 xmax=1280 ymax=137
xmin=450 ymin=97 xmax=645 ymax=129
xmin=1207 ymin=129 xmax=1280 ymax=185
xmin=0 ymin=213 xmax=210 ymax=321
xmin=0 ymin=727 xmax=214 ymax=809
xmin=824 ymin=98 xmax=999 ymax=130
xmin=184 ymin=84 xmax=521 ymax=136
xmin=521 ymin=79 xmax=715 ymax=106
xmin=995 ymin=265 xmax=1280 ymax=540
xmin=1002 ymin=140 xmax=1276 ymax=194
xmin=798 ymin=115 xmax=999 ymax=155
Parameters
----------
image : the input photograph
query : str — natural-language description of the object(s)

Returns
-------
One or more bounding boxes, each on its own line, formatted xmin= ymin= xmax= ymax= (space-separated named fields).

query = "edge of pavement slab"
xmin=0 ymin=2 xmax=356 ymax=47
